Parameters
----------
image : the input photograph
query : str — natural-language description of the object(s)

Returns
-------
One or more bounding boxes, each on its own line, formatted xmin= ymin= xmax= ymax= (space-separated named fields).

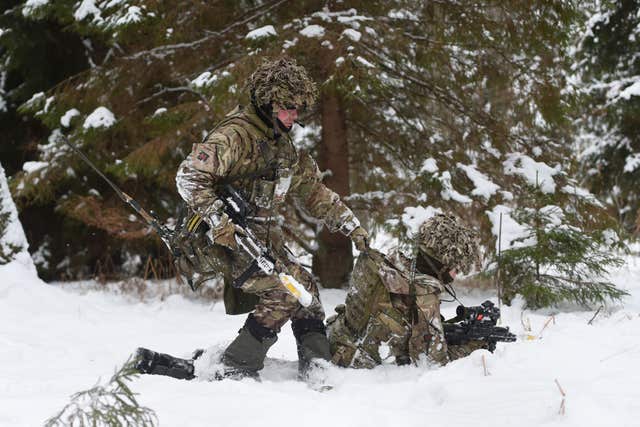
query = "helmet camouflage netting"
xmin=246 ymin=57 xmax=318 ymax=109
xmin=418 ymin=213 xmax=480 ymax=274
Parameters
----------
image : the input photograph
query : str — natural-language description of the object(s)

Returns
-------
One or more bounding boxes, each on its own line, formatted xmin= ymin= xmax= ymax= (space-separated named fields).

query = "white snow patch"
xmin=114 ymin=6 xmax=143 ymax=26
xmin=153 ymin=107 xmax=167 ymax=117
xmin=60 ymin=108 xmax=81 ymax=127
xmin=2 ymin=257 xmax=640 ymax=426
xmin=83 ymin=106 xmax=116 ymax=129
xmin=560 ymin=185 xmax=604 ymax=207
xmin=356 ymin=56 xmax=375 ymax=68
xmin=486 ymin=205 xmax=533 ymax=251
xmin=503 ymin=153 xmax=559 ymax=193
xmin=191 ymin=71 xmax=217 ymax=88
xmin=0 ymin=163 xmax=36 ymax=274
xmin=25 ymin=92 xmax=45 ymax=109
xmin=299 ymin=24 xmax=325 ymax=38
xmin=457 ymin=163 xmax=500 ymax=201
xmin=74 ymin=0 xmax=102 ymax=22
xmin=341 ymin=29 xmax=361 ymax=42
xmin=22 ymin=161 xmax=49 ymax=174
xmin=439 ymin=171 xmax=472 ymax=204
xmin=420 ymin=158 xmax=438 ymax=174
xmin=618 ymin=80 xmax=640 ymax=100
xmin=623 ymin=153 xmax=640 ymax=173
xmin=246 ymin=25 xmax=277 ymax=39
xmin=401 ymin=205 xmax=442 ymax=236
xmin=22 ymin=0 xmax=49 ymax=15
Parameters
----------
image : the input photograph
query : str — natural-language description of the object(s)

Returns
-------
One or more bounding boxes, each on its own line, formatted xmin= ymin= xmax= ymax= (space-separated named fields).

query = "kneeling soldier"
xmin=328 ymin=214 xmax=487 ymax=368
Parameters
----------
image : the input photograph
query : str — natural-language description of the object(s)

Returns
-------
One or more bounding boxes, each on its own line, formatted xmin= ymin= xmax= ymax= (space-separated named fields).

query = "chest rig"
xmin=216 ymin=105 xmax=298 ymax=211
xmin=248 ymin=136 xmax=296 ymax=210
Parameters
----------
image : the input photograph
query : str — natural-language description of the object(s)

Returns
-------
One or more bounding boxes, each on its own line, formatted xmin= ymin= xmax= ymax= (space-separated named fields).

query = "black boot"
xmin=221 ymin=314 xmax=278 ymax=379
xmin=135 ymin=347 xmax=196 ymax=380
xmin=291 ymin=318 xmax=332 ymax=376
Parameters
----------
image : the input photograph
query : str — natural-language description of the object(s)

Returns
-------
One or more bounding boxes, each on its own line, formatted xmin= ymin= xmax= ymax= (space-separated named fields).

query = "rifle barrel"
xmin=62 ymin=136 xmax=173 ymax=249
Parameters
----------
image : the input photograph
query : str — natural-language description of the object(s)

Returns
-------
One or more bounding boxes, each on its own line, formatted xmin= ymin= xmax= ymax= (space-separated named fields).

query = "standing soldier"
xmin=150 ymin=57 xmax=369 ymax=380
xmin=328 ymin=214 xmax=486 ymax=368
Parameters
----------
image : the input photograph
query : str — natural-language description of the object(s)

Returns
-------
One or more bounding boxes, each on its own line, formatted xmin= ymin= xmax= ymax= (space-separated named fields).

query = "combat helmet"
xmin=417 ymin=214 xmax=480 ymax=275
xmin=246 ymin=57 xmax=318 ymax=110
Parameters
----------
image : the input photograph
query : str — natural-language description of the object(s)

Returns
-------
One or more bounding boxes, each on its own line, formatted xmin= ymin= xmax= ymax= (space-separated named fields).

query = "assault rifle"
xmin=64 ymin=136 xmax=312 ymax=307
xmin=215 ymin=185 xmax=313 ymax=307
xmin=443 ymin=300 xmax=516 ymax=352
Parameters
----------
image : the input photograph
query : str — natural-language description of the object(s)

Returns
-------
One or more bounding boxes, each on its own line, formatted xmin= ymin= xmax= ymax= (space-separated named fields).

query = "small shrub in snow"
xmin=44 ymin=356 xmax=157 ymax=427
xmin=498 ymin=179 xmax=627 ymax=309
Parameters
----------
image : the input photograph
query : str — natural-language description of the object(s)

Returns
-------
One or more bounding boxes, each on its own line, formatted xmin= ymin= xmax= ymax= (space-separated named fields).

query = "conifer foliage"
xmin=0 ymin=163 xmax=23 ymax=265
xmin=1 ymin=1 xmax=628 ymax=306
xmin=575 ymin=0 xmax=640 ymax=233
xmin=498 ymin=175 xmax=626 ymax=309
xmin=44 ymin=356 xmax=157 ymax=427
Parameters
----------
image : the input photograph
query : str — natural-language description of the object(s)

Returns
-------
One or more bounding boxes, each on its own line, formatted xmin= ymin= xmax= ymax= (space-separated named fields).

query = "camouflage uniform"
xmin=328 ymin=214 xmax=484 ymax=368
xmin=175 ymin=58 xmax=367 ymax=375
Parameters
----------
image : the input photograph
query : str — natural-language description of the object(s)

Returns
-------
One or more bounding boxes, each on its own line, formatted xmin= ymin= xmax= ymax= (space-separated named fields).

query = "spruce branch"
xmin=44 ymin=356 xmax=157 ymax=427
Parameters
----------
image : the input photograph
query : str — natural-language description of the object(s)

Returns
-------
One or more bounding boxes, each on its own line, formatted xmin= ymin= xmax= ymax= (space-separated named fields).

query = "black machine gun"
xmin=443 ymin=300 xmax=516 ymax=352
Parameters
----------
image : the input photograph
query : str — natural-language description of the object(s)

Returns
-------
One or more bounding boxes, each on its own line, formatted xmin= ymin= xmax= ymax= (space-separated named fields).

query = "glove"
xmin=210 ymin=213 xmax=237 ymax=250
xmin=350 ymin=226 xmax=370 ymax=252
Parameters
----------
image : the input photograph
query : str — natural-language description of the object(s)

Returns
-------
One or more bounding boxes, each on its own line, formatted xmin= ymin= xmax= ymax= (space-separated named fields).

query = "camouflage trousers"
xmin=328 ymin=294 xmax=483 ymax=368
xmin=239 ymin=255 xmax=325 ymax=332
xmin=225 ymin=223 xmax=325 ymax=332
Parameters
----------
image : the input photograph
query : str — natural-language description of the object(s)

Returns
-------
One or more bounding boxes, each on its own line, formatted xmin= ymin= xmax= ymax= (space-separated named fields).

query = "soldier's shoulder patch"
xmin=191 ymin=143 xmax=218 ymax=173
xmin=197 ymin=151 xmax=210 ymax=162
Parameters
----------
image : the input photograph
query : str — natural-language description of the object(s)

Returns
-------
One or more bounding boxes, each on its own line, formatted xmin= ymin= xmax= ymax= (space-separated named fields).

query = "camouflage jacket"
xmin=176 ymin=104 xmax=359 ymax=237
xmin=329 ymin=248 xmax=451 ymax=367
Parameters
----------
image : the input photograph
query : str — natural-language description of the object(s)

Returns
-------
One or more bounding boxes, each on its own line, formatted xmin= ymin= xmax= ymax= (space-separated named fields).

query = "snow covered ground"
xmin=1 ymin=254 xmax=640 ymax=427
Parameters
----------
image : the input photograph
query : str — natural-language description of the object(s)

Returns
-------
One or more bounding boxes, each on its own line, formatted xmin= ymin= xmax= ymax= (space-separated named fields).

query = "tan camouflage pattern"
xmin=328 ymin=249 xmax=483 ymax=368
xmin=418 ymin=214 xmax=480 ymax=274
xmin=176 ymin=104 xmax=358 ymax=236
xmin=246 ymin=57 xmax=318 ymax=109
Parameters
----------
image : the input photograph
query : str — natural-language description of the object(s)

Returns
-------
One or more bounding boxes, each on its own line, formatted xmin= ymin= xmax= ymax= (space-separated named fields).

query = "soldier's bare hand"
xmin=350 ymin=226 xmax=370 ymax=252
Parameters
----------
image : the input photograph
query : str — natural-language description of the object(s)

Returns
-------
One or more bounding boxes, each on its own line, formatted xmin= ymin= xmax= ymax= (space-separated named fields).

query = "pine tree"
xmin=0 ymin=204 xmax=21 ymax=265
xmin=498 ymin=173 xmax=626 ymax=309
xmin=575 ymin=0 xmax=640 ymax=233
xmin=6 ymin=0 xmax=613 ymax=290
xmin=1 ymin=163 xmax=23 ymax=265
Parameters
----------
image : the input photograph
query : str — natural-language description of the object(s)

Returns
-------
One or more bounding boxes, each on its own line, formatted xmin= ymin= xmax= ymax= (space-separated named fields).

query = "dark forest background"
xmin=1 ymin=1 xmax=638 ymax=306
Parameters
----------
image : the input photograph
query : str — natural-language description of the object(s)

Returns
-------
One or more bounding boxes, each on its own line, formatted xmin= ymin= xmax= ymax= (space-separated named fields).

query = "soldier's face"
xmin=449 ymin=269 xmax=458 ymax=279
xmin=276 ymin=107 xmax=298 ymax=129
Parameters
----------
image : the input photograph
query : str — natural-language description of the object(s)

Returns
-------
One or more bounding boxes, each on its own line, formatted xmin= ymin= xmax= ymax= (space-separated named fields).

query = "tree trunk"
xmin=312 ymin=89 xmax=353 ymax=289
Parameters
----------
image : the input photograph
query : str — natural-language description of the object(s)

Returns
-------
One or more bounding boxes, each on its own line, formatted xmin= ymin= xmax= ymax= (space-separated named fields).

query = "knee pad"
xmin=291 ymin=317 xmax=326 ymax=341
xmin=245 ymin=313 xmax=278 ymax=342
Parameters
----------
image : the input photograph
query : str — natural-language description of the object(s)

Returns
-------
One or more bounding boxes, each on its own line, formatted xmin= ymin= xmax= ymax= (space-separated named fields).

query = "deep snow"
xmin=1 ymin=254 xmax=640 ymax=427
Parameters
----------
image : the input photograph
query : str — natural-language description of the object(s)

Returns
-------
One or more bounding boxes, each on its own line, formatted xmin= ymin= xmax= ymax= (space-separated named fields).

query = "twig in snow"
xmin=600 ymin=346 xmax=640 ymax=363
xmin=520 ymin=310 xmax=532 ymax=332
xmin=588 ymin=305 xmax=603 ymax=325
xmin=554 ymin=378 xmax=566 ymax=415
xmin=482 ymin=355 xmax=490 ymax=376
xmin=538 ymin=315 xmax=555 ymax=337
